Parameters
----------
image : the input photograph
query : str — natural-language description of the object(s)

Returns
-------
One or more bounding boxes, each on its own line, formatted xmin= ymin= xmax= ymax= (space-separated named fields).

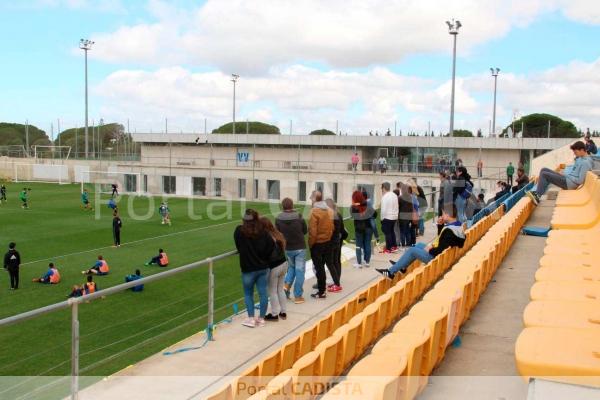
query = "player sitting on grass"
xmin=81 ymin=189 xmax=93 ymax=210
xmin=159 ymin=202 xmax=171 ymax=225
xmin=82 ymin=255 xmax=110 ymax=275
xmin=68 ymin=275 xmax=97 ymax=298
xmin=19 ymin=188 xmax=29 ymax=209
xmin=125 ymin=269 xmax=144 ymax=292
xmin=0 ymin=184 xmax=6 ymax=204
xmin=32 ymin=262 xmax=61 ymax=284
xmin=145 ymin=249 xmax=169 ymax=267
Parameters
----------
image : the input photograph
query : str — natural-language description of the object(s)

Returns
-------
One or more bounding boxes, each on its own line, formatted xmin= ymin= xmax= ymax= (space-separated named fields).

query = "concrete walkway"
xmin=77 ymin=225 xmax=438 ymax=400
xmin=421 ymin=199 xmax=556 ymax=400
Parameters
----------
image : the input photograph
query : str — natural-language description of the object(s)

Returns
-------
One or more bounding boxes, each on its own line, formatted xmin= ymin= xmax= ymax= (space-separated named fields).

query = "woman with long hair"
xmin=260 ymin=217 xmax=288 ymax=321
xmin=233 ymin=209 xmax=273 ymax=328
xmin=351 ymin=190 xmax=375 ymax=267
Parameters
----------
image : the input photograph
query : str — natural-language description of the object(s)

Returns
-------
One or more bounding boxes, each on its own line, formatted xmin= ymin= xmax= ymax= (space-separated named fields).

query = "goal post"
xmin=13 ymin=163 xmax=70 ymax=184
xmin=32 ymin=145 xmax=72 ymax=160
xmin=79 ymin=170 xmax=142 ymax=196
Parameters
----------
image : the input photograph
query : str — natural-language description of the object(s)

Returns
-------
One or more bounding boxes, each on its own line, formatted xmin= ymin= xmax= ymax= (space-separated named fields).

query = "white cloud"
xmin=32 ymin=0 xmax=126 ymax=13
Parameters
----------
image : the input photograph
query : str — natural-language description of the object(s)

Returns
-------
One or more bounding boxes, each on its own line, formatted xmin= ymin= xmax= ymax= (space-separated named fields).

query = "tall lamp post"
xmin=231 ymin=74 xmax=239 ymax=134
xmin=79 ymin=39 xmax=94 ymax=159
xmin=490 ymin=68 xmax=500 ymax=136
xmin=446 ymin=19 xmax=461 ymax=137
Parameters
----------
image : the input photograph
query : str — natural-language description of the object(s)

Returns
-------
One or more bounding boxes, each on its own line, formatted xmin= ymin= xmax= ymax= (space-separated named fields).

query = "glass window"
xmin=254 ymin=179 xmax=259 ymax=199
xmin=298 ymin=181 xmax=306 ymax=202
xmin=162 ymin=176 xmax=176 ymax=194
xmin=192 ymin=177 xmax=206 ymax=196
xmin=267 ymin=180 xmax=280 ymax=200
xmin=214 ymin=178 xmax=222 ymax=197
xmin=124 ymin=174 xmax=137 ymax=192
xmin=238 ymin=179 xmax=246 ymax=198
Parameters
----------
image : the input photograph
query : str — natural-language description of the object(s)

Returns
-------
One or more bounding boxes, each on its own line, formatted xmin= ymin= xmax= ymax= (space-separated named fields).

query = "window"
xmin=214 ymin=178 xmax=222 ymax=197
xmin=143 ymin=175 xmax=148 ymax=193
xmin=238 ymin=179 xmax=246 ymax=198
xmin=254 ymin=179 xmax=259 ymax=199
xmin=267 ymin=180 xmax=280 ymax=200
xmin=124 ymin=174 xmax=137 ymax=192
xmin=332 ymin=182 xmax=338 ymax=203
xmin=192 ymin=177 xmax=206 ymax=196
xmin=298 ymin=181 xmax=306 ymax=202
xmin=315 ymin=181 xmax=324 ymax=195
xmin=162 ymin=176 xmax=176 ymax=194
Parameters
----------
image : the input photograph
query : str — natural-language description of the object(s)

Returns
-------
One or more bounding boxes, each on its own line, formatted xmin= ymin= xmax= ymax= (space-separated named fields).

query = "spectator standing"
xmin=380 ymin=182 xmax=399 ymax=253
xmin=372 ymin=158 xmax=378 ymax=174
xmin=351 ymin=153 xmax=360 ymax=171
xmin=361 ymin=189 xmax=380 ymax=245
xmin=378 ymin=156 xmax=387 ymax=174
xmin=477 ymin=159 xmax=483 ymax=178
xmin=308 ymin=191 xmax=334 ymax=299
xmin=507 ymin=162 xmax=515 ymax=185
xmin=585 ymin=135 xmax=597 ymax=155
xmin=233 ymin=209 xmax=273 ymax=328
xmin=260 ymin=217 xmax=288 ymax=321
xmin=409 ymin=186 xmax=420 ymax=246
xmin=277 ymin=198 xmax=308 ymax=304
xmin=326 ymin=198 xmax=346 ymax=292
xmin=438 ymin=172 xmax=454 ymax=234
xmin=4 ymin=242 xmax=21 ymax=290
xmin=351 ymin=191 xmax=375 ymax=268
xmin=112 ymin=211 xmax=122 ymax=248
xmin=397 ymin=183 xmax=413 ymax=247
xmin=512 ymin=168 xmax=530 ymax=193
xmin=453 ymin=166 xmax=473 ymax=223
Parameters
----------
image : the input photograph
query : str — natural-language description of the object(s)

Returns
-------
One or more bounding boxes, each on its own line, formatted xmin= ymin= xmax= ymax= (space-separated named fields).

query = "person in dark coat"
xmin=112 ymin=211 xmax=122 ymax=247
xmin=3 ymin=242 xmax=21 ymax=290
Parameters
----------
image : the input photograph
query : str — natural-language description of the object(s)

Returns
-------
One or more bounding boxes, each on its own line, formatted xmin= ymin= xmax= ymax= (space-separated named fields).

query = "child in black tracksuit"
xmin=3 ymin=242 xmax=21 ymax=290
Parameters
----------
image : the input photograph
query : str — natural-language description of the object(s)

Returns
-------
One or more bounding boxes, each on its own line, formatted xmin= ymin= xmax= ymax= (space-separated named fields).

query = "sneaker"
xmin=363 ymin=262 xmax=370 ymax=268
xmin=389 ymin=260 xmax=397 ymax=266
xmin=242 ymin=318 xmax=256 ymax=328
xmin=294 ymin=297 xmax=305 ymax=304
xmin=264 ymin=313 xmax=279 ymax=321
xmin=391 ymin=247 xmax=399 ymax=253
xmin=328 ymin=285 xmax=343 ymax=293
xmin=327 ymin=283 xmax=335 ymax=289
xmin=353 ymin=263 xmax=363 ymax=269
xmin=380 ymin=249 xmax=393 ymax=254
xmin=256 ymin=318 xmax=266 ymax=327
xmin=279 ymin=312 xmax=287 ymax=320
xmin=375 ymin=268 xmax=395 ymax=280
xmin=311 ymin=292 xmax=327 ymax=299
xmin=526 ymin=191 xmax=540 ymax=206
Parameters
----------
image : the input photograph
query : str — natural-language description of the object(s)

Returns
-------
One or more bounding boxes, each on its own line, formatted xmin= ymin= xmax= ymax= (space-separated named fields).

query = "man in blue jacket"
xmin=527 ymin=141 xmax=592 ymax=205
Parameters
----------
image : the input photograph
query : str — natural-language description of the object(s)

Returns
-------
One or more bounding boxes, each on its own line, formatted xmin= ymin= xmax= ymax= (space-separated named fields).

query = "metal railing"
xmin=0 ymin=250 xmax=238 ymax=400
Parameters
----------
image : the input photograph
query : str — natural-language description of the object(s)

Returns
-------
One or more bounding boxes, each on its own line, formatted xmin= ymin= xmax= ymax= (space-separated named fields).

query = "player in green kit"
xmin=81 ymin=189 xmax=93 ymax=210
xmin=19 ymin=188 xmax=29 ymax=209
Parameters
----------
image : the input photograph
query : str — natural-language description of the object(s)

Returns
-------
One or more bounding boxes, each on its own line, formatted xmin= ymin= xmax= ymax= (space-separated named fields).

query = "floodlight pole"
xmin=447 ymin=19 xmax=461 ymax=137
xmin=231 ymin=74 xmax=239 ymax=134
xmin=79 ymin=39 xmax=94 ymax=159
xmin=491 ymin=68 xmax=500 ymax=135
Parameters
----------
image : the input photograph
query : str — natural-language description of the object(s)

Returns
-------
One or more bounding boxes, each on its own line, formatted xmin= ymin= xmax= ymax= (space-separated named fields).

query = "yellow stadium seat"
xmin=374 ymin=292 xmax=394 ymax=336
xmin=280 ymin=337 xmax=300 ymax=371
xmin=412 ymin=266 xmax=427 ymax=299
xmin=361 ymin=303 xmax=380 ymax=349
xmin=336 ymin=314 xmax=363 ymax=368
xmin=316 ymin=315 xmax=333 ymax=345
xmin=409 ymin=301 xmax=449 ymax=369
xmin=344 ymin=296 xmax=359 ymax=323
xmin=205 ymin=384 xmax=233 ymax=400
xmin=515 ymin=327 xmax=600 ymax=387
xmin=387 ymin=281 xmax=408 ymax=320
xmin=530 ymin=281 xmax=600 ymax=302
xmin=355 ymin=288 xmax=370 ymax=313
xmin=235 ymin=365 xmax=260 ymax=400
xmin=551 ymin=196 xmax=600 ymax=229
xmin=435 ymin=273 xmax=473 ymax=324
xmin=423 ymin=287 xmax=463 ymax=346
xmin=291 ymin=351 xmax=321 ymax=399
xmin=535 ymin=266 xmax=600 ymax=282
xmin=542 ymin=245 xmax=600 ymax=257
xmin=523 ymin=300 xmax=600 ymax=331
xmin=314 ymin=334 xmax=344 ymax=388
xmin=555 ymin=172 xmax=599 ymax=207
xmin=319 ymin=376 xmax=404 ymax=400
xmin=346 ymin=353 xmax=408 ymax=399
xmin=259 ymin=350 xmax=282 ymax=382
xmin=299 ymin=326 xmax=318 ymax=357
xmin=402 ymin=273 xmax=418 ymax=306
xmin=246 ymin=390 xmax=268 ymax=400
xmin=261 ymin=369 xmax=294 ymax=400
xmin=331 ymin=305 xmax=346 ymax=333
xmin=367 ymin=281 xmax=380 ymax=304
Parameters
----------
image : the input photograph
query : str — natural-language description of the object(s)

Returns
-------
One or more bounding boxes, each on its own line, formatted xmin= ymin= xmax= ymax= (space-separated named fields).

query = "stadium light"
xmin=79 ymin=38 xmax=94 ymax=159
xmin=231 ymin=74 xmax=239 ymax=134
xmin=490 ymin=67 xmax=500 ymax=136
xmin=446 ymin=19 xmax=461 ymax=137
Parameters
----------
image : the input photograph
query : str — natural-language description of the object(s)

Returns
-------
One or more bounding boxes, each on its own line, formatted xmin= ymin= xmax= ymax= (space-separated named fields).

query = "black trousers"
xmin=311 ymin=241 xmax=333 ymax=294
xmin=7 ymin=267 xmax=19 ymax=289
xmin=329 ymin=240 xmax=342 ymax=286
xmin=507 ymin=175 xmax=513 ymax=185
xmin=381 ymin=219 xmax=397 ymax=250
xmin=113 ymin=228 xmax=121 ymax=245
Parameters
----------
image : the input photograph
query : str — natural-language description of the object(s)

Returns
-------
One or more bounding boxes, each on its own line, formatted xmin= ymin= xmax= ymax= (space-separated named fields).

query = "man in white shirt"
xmin=380 ymin=182 xmax=399 ymax=253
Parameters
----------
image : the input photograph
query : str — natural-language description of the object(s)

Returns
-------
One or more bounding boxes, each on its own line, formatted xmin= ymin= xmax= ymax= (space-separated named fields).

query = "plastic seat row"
xmin=319 ymin=197 xmax=534 ymax=400
xmin=206 ymin=204 xmax=505 ymax=399
xmin=551 ymin=171 xmax=600 ymax=229
xmin=516 ymin=174 xmax=600 ymax=387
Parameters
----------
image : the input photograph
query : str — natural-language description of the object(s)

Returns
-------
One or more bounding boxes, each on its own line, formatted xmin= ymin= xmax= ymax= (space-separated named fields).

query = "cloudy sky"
xmin=1 ymin=0 xmax=600 ymax=136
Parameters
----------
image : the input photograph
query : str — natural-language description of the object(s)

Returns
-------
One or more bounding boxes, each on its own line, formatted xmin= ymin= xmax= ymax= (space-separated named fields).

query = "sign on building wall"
xmin=237 ymin=149 xmax=251 ymax=166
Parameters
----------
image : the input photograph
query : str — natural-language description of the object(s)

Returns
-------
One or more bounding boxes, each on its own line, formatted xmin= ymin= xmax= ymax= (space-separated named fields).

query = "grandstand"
xmin=1 ymin=140 xmax=599 ymax=400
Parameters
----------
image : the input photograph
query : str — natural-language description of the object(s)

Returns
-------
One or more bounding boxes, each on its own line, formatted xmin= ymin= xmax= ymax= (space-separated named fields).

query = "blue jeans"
xmin=241 ymin=269 xmax=269 ymax=318
xmin=355 ymin=228 xmax=373 ymax=264
xmin=456 ymin=196 xmax=467 ymax=223
xmin=284 ymin=249 xmax=306 ymax=298
xmin=535 ymin=167 xmax=568 ymax=195
xmin=389 ymin=243 xmax=433 ymax=274
xmin=369 ymin=218 xmax=379 ymax=240
xmin=398 ymin=220 xmax=411 ymax=247
xmin=418 ymin=218 xmax=425 ymax=236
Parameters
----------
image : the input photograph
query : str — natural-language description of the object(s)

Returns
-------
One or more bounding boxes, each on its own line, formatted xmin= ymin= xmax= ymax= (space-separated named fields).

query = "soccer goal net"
xmin=78 ymin=170 xmax=142 ymax=196
xmin=33 ymin=145 xmax=72 ymax=160
xmin=13 ymin=163 xmax=70 ymax=184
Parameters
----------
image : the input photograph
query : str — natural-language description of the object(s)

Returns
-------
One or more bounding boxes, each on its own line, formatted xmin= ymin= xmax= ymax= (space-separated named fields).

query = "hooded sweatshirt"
xmin=276 ymin=210 xmax=307 ymax=251
xmin=308 ymin=201 xmax=334 ymax=247
xmin=564 ymin=156 xmax=593 ymax=189
xmin=429 ymin=221 xmax=465 ymax=257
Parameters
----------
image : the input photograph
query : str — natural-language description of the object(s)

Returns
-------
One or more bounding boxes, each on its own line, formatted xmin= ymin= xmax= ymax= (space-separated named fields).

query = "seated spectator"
xmin=585 ymin=135 xmax=597 ymax=155
xmin=81 ymin=255 xmax=110 ymax=275
xmin=512 ymin=168 xmax=530 ymax=193
xmin=144 ymin=248 xmax=169 ymax=267
xmin=68 ymin=275 xmax=97 ymax=298
xmin=32 ymin=262 xmax=61 ymax=284
xmin=376 ymin=205 xmax=465 ymax=279
xmin=125 ymin=269 xmax=144 ymax=292
xmin=527 ymin=141 xmax=593 ymax=205
xmin=473 ymin=193 xmax=485 ymax=215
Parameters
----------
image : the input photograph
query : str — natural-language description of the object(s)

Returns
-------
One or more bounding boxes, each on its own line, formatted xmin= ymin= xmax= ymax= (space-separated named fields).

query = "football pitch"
xmin=0 ymin=181 xmax=312 ymax=394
